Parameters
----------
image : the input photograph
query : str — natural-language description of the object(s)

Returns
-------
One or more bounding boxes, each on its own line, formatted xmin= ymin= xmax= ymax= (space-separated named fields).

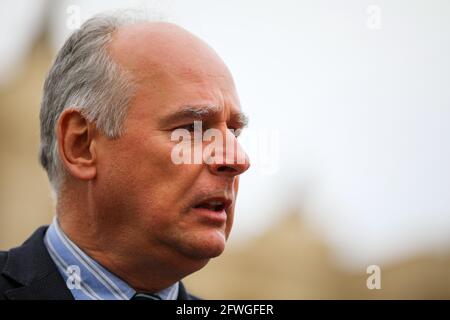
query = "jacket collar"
xmin=1 ymin=226 xmax=74 ymax=300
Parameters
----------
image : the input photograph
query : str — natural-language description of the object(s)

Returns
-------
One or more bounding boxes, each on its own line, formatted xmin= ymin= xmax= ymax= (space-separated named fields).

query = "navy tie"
xmin=131 ymin=292 xmax=162 ymax=300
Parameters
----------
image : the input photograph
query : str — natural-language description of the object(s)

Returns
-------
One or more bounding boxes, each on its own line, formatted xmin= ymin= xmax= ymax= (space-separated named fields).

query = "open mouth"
xmin=191 ymin=195 xmax=232 ymax=214
xmin=190 ymin=196 xmax=232 ymax=223
xmin=193 ymin=200 xmax=227 ymax=212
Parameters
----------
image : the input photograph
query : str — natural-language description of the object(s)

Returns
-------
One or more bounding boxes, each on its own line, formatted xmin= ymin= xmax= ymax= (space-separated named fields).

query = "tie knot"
xmin=131 ymin=292 xmax=162 ymax=300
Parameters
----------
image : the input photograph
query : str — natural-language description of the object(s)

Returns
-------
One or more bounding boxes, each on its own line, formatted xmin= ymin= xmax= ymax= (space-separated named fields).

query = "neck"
xmin=55 ymin=195 xmax=207 ymax=292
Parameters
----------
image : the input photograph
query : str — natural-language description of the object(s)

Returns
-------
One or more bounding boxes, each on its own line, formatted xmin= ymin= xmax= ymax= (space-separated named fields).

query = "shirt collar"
xmin=44 ymin=217 xmax=179 ymax=300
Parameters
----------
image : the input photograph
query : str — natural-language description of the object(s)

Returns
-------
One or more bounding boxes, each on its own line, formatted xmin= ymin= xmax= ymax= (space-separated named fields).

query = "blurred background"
xmin=1 ymin=0 xmax=449 ymax=299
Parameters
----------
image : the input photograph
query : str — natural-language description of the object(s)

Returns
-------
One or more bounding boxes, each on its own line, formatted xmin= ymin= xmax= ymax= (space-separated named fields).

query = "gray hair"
xmin=39 ymin=13 xmax=145 ymax=195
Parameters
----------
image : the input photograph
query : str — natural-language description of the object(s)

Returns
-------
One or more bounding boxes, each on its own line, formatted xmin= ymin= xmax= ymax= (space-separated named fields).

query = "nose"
xmin=206 ymin=129 xmax=250 ymax=177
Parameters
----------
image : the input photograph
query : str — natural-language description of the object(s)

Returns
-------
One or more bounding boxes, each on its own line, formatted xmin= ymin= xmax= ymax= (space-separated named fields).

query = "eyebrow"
xmin=160 ymin=105 xmax=249 ymax=128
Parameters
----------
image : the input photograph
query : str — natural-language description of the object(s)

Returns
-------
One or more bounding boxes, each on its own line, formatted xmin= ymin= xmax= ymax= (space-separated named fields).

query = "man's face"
xmin=91 ymin=23 xmax=249 ymax=268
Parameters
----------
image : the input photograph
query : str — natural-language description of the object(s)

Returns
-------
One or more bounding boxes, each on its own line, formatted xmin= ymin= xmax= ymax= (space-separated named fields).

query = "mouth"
xmin=190 ymin=196 xmax=232 ymax=224
xmin=193 ymin=199 xmax=229 ymax=212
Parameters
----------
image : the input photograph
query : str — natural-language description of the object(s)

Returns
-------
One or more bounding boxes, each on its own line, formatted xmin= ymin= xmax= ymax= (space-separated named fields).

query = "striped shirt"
xmin=44 ymin=217 xmax=179 ymax=300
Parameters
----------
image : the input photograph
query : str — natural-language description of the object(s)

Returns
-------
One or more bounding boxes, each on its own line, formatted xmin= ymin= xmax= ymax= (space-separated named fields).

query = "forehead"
xmin=110 ymin=22 xmax=234 ymax=85
xmin=110 ymin=22 xmax=241 ymax=118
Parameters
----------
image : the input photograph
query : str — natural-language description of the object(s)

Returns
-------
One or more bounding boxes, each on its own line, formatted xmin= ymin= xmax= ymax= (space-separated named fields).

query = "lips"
xmin=193 ymin=197 xmax=232 ymax=213
xmin=190 ymin=195 xmax=232 ymax=224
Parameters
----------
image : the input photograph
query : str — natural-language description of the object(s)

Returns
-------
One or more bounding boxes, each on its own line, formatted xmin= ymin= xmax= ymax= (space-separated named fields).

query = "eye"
xmin=176 ymin=123 xmax=196 ymax=132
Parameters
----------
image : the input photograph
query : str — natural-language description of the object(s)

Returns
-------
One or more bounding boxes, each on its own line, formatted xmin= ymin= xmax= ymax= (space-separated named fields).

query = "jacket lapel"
xmin=1 ymin=226 xmax=73 ymax=300
xmin=178 ymin=281 xmax=199 ymax=300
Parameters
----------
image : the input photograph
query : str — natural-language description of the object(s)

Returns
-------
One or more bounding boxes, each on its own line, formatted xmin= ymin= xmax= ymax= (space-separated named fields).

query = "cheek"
xmin=111 ymin=134 xmax=174 ymax=184
xmin=99 ymin=135 xmax=200 ymax=213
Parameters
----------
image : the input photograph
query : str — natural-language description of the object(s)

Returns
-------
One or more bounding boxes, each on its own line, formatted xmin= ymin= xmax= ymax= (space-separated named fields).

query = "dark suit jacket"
xmin=0 ymin=226 xmax=197 ymax=300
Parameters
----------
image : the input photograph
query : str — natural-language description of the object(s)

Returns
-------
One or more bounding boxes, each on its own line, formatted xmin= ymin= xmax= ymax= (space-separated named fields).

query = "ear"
xmin=56 ymin=108 xmax=98 ymax=181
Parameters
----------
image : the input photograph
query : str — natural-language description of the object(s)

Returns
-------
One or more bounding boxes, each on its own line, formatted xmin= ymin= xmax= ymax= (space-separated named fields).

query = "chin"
xmin=179 ymin=229 xmax=227 ymax=260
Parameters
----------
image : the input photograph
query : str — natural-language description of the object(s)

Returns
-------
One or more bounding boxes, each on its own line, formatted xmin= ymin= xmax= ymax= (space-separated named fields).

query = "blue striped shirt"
xmin=44 ymin=217 xmax=179 ymax=300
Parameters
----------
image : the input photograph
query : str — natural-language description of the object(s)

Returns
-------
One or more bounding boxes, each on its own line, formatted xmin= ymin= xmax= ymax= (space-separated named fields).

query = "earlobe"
xmin=57 ymin=108 xmax=97 ymax=181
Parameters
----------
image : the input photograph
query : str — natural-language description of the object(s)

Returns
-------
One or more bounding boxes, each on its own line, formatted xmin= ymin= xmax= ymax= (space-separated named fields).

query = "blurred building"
xmin=0 ymin=34 xmax=54 ymax=249
xmin=185 ymin=213 xmax=450 ymax=299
